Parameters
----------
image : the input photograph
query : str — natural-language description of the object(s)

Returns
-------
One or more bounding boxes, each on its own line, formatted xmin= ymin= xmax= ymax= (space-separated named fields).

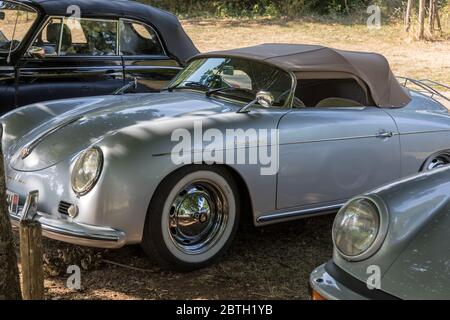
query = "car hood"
xmin=7 ymin=92 xmax=238 ymax=171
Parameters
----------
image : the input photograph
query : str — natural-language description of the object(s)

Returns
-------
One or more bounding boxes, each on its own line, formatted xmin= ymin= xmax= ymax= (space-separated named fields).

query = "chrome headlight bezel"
xmin=71 ymin=147 xmax=103 ymax=196
xmin=332 ymin=195 xmax=389 ymax=262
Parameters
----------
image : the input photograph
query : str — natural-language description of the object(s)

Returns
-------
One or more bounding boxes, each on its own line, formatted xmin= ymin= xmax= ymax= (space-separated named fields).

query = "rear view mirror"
xmin=223 ymin=66 xmax=234 ymax=76
xmin=0 ymin=12 xmax=5 ymax=21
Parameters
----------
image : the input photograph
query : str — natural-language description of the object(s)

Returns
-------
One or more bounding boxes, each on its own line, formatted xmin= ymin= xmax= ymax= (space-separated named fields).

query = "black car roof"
xmin=194 ymin=43 xmax=412 ymax=108
xmin=18 ymin=0 xmax=199 ymax=63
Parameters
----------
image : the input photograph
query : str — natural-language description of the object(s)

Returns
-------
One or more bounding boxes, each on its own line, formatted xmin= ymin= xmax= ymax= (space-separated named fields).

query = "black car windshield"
xmin=0 ymin=1 xmax=38 ymax=53
xmin=169 ymin=57 xmax=293 ymax=107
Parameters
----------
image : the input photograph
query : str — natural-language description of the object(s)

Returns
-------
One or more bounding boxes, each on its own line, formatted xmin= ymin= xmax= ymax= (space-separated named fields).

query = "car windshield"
xmin=0 ymin=1 xmax=38 ymax=53
xmin=169 ymin=57 xmax=293 ymax=107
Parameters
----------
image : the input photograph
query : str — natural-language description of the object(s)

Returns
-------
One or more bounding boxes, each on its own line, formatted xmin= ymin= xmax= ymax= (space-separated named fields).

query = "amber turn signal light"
xmin=311 ymin=290 xmax=327 ymax=301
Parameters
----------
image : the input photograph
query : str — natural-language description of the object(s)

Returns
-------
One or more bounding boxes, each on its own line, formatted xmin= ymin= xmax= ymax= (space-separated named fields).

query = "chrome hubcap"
xmin=168 ymin=181 xmax=228 ymax=254
xmin=427 ymin=155 xmax=450 ymax=171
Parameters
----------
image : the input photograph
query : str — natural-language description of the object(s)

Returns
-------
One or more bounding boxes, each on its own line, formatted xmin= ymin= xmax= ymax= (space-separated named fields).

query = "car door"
xmin=17 ymin=17 xmax=124 ymax=107
xmin=0 ymin=64 xmax=15 ymax=113
xmin=119 ymin=19 xmax=182 ymax=92
xmin=276 ymin=107 xmax=401 ymax=210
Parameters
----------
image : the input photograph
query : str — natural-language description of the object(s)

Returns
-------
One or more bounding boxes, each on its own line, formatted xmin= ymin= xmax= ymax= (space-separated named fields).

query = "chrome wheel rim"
xmin=426 ymin=155 xmax=450 ymax=171
xmin=168 ymin=181 xmax=228 ymax=255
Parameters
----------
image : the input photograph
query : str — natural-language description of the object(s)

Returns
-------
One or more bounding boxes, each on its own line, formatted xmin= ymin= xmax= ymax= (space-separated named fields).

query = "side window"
xmin=295 ymin=78 xmax=369 ymax=108
xmin=60 ymin=18 xmax=118 ymax=56
xmin=29 ymin=18 xmax=63 ymax=56
xmin=119 ymin=20 xmax=164 ymax=56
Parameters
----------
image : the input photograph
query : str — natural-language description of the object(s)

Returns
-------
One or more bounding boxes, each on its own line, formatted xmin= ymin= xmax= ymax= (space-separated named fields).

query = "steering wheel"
xmin=275 ymin=89 xmax=305 ymax=108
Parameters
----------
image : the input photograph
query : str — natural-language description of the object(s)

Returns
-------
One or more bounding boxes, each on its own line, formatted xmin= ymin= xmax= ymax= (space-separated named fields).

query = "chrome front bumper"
xmin=9 ymin=192 xmax=126 ymax=249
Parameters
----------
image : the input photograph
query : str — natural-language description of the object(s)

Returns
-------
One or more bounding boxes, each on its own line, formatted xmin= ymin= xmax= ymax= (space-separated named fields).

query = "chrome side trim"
xmin=257 ymin=202 xmax=346 ymax=223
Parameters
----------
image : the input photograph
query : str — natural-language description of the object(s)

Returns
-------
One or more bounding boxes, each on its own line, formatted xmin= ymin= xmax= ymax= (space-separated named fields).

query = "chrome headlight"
xmin=333 ymin=197 xmax=388 ymax=261
xmin=71 ymin=147 xmax=103 ymax=196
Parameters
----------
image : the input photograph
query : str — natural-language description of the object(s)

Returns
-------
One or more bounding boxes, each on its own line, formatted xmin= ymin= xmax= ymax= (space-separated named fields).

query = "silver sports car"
xmin=310 ymin=165 xmax=450 ymax=300
xmin=2 ymin=44 xmax=450 ymax=271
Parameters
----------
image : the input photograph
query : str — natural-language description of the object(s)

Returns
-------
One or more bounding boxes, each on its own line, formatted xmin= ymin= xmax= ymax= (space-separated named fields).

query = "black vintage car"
xmin=0 ymin=0 xmax=198 ymax=113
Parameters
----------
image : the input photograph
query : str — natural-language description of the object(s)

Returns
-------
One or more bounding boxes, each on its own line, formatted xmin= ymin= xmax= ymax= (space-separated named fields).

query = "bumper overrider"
xmin=310 ymin=261 xmax=399 ymax=300
xmin=9 ymin=191 xmax=126 ymax=249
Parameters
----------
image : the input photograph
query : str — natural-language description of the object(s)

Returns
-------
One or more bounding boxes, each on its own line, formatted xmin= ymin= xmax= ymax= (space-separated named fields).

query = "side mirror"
xmin=0 ymin=12 xmax=5 ymax=21
xmin=256 ymin=91 xmax=274 ymax=108
xmin=27 ymin=46 xmax=45 ymax=59
xmin=238 ymin=90 xmax=274 ymax=113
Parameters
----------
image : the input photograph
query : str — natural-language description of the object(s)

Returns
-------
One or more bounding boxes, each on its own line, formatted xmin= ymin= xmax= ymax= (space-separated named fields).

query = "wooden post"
xmin=405 ymin=0 xmax=414 ymax=32
xmin=19 ymin=220 xmax=44 ymax=300
xmin=19 ymin=190 xmax=43 ymax=300
xmin=418 ymin=0 xmax=426 ymax=39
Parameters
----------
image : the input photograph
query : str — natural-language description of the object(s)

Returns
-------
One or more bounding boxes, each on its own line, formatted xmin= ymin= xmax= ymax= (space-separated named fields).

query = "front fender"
xmin=334 ymin=166 xmax=450 ymax=297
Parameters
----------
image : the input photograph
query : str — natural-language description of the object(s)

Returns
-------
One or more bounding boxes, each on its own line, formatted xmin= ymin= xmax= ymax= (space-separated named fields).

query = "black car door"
xmin=17 ymin=17 xmax=124 ymax=107
xmin=119 ymin=19 xmax=181 ymax=92
xmin=0 ymin=62 xmax=15 ymax=112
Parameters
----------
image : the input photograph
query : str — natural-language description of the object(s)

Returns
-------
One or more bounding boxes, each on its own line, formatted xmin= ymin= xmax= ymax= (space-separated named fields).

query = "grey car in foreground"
xmin=310 ymin=165 xmax=450 ymax=300
xmin=2 ymin=44 xmax=450 ymax=271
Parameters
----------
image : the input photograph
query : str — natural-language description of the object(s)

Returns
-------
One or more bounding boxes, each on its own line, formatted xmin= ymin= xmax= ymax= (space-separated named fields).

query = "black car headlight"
xmin=71 ymin=147 xmax=103 ymax=196
xmin=333 ymin=196 xmax=388 ymax=261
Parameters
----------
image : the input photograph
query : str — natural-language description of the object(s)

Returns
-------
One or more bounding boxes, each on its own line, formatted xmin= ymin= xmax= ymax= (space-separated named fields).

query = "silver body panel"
xmin=317 ymin=166 xmax=450 ymax=300
xmin=2 ymin=90 xmax=450 ymax=248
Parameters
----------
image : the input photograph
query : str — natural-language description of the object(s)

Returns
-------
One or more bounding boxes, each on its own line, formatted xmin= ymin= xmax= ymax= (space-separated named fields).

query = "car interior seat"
xmin=315 ymin=97 xmax=363 ymax=108
xmin=47 ymin=23 xmax=72 ymax=55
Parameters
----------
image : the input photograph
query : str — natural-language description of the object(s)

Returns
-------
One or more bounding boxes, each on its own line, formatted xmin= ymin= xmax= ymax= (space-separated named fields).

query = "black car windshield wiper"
xmin=168 ymin=81 xmax=210 ymax=92
xmin=206 ymin=86 xmax=254 ymax=98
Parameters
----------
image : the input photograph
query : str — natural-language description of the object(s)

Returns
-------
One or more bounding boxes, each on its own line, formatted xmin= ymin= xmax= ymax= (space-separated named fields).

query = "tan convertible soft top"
xmin=192 ymin=44 xmax=411 ymax=108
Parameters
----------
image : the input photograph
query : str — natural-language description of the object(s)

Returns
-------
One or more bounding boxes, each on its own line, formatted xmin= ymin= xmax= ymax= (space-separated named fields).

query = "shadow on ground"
xmin=27 ymin=214 xmax=334 ymax=300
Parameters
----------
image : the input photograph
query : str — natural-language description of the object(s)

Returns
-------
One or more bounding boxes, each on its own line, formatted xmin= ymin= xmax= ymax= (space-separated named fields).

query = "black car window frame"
xmin=25 ymin=16 xmax=169 ymax=60
xmin=25 ymin=16 xmax=121 ymax=58
xmin=118 ymin=18 xmax=167 ymax=58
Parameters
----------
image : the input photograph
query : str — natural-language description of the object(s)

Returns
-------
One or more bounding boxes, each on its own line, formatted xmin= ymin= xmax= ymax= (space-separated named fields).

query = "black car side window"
xmin=59 ymin=18 xmax=118 ymax=56
xmin=119 ymin=20 xmax=164 ymax=56
xmin=29 ymin=18 xmax=63 ymax=57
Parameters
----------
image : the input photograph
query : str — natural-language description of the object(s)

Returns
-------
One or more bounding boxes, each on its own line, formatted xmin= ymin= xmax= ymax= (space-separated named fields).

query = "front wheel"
xmin=141 ymin=166 xmax=240 ymax=271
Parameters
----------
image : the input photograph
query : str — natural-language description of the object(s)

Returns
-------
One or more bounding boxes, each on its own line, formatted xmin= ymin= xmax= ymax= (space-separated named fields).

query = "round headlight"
xmin=333 ymin=198 xmax=380 ymax=260
xmin=71 ymin=147 xmax=103 ymax=196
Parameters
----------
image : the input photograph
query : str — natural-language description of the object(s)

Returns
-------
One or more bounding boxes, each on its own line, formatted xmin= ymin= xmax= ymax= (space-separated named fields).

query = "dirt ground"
xmin=19 ymin=216 xmax=331 ymax=300
xmin=14 ymin=17 xmax=450 ymax=300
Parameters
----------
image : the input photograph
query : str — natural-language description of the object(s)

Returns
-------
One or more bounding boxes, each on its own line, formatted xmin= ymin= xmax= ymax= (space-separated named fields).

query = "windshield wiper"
xmin=206 ymin=86 xmax=254 ymax=98
xmin=167 ymin=81 xmax=210 ymax=92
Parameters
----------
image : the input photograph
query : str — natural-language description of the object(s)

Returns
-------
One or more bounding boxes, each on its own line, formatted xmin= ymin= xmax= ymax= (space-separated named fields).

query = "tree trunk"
xmin=0 ymin=127 xmax=22 ymax=300
xmin=405 ymin=0 xmax=414 ymax=32
xmin=418 ymin=0 xmax=426 ymax=39
xmin=429 ymin=0 xmax=435 ymax=34
xmin=436 ymin=5 xmax=442 ymax=33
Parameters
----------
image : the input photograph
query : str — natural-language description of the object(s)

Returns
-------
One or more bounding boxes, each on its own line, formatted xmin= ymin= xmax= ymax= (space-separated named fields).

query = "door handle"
xmin=376 ymin=130 xmax=394 ymax=139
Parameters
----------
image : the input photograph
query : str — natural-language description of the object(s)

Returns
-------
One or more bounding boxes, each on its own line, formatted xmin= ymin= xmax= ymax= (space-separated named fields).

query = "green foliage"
xmin=141 ymin=0 xmax=449 ymax=18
